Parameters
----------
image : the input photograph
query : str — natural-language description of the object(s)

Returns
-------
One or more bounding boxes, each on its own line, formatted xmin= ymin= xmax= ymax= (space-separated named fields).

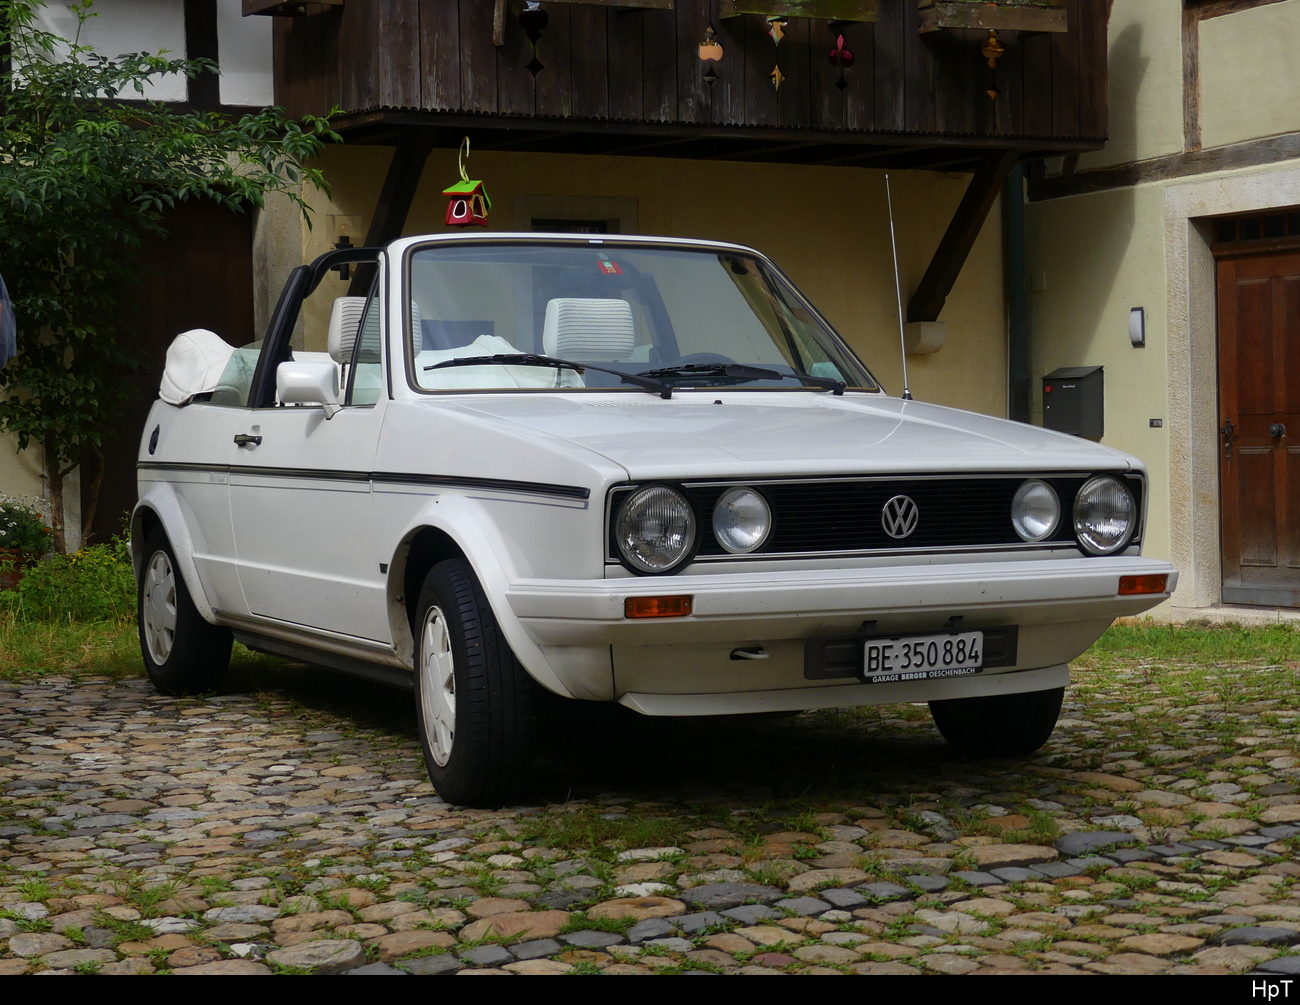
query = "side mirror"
xmin=277 ymin=360 xmax=341 ymax=418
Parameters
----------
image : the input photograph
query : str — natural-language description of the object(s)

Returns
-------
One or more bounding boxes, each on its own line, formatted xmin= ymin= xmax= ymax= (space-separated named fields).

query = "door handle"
xmin=1220 ymin=419 xmax=1234 ymax=458
xmin=233 ymin=433 xmax=263 ymax=447
xmin=1270 ymin=423 xmax=1286 ymax=438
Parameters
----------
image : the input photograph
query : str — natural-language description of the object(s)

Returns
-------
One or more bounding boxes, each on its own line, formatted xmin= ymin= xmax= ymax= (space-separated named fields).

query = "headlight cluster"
xmin=614 ymin=484 xmax=772 ymax=573
xmin=1011 ymin=474 xmax=1138 ymax=554
xmin=1072 ymin=474 xmax=1137 ymax=554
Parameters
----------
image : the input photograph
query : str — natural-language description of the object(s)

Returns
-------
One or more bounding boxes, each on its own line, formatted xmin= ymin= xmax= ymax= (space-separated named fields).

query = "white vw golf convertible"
xmin=134 ymin=233 xmax=1176 ymax=806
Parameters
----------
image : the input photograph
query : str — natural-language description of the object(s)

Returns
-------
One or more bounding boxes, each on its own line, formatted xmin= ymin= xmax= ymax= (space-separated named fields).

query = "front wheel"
xmin=928 ymin=686 xmax=1064 ymax=757
xmin=137 ymin=530 xmax=231 ymax=695
xmin=414 ymin=560 xmax=536 ymax=807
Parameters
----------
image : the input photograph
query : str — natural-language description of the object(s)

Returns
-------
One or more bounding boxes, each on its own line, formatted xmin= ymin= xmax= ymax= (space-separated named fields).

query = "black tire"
xmin=928 ymin=686 xmax=1064 ymax=757
xmin=414 ymin=559 xmax=536 ymax=808
xmin=137 ymin=530 xmax=231 ymax=695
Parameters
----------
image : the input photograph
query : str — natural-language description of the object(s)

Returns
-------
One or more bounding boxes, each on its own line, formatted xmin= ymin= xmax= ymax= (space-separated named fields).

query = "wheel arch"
xmin=392 ymin=526 xmax=468 ymax=666
xmin=385 ymin=516 xmax=582 ymax=698
xmin=130 ymin=491 xmax=218 ymax=622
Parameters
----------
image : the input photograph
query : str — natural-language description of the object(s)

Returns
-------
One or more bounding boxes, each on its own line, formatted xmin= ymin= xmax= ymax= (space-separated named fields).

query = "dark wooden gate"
xmin=82 ymin=201 xmax=255 ymax=544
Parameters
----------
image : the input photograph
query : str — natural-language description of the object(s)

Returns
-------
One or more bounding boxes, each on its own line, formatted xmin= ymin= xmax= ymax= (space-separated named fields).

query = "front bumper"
xmin=507 ymin=554 xmax=1176 ymax=643
xmin=502 ymin=554 xmax=1176 ymax=707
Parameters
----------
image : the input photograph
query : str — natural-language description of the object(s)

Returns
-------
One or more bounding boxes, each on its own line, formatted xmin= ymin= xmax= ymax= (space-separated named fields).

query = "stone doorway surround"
xmin=1165 ymin=161 xmax=1300 ymax=619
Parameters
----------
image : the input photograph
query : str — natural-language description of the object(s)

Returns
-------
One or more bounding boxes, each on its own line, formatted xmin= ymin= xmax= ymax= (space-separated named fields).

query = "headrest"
xmin=542 ymin=298 xmax=636 ymax=362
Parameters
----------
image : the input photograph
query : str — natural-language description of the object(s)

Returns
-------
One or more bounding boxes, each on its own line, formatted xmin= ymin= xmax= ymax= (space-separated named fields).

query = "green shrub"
xmin=0 ymin=537 xmax=134 ymax=623
xmin=0 ymin=495 xmax=53 ymax=554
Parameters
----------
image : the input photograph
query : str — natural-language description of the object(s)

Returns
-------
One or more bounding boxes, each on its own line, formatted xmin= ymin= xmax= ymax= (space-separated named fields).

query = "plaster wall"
xmin=1200 ymin=4 xmax=1300 ymax=149
xmin=1027 ymin=162 xmax=1300 ymax=616
xmin=1025 ymin=184 xmax=1172 ymax=565
xmin=0 ymin=446 xmax=46 ymax=515
xmin=33 ymin=0 xmax=188 ymax=102
xmin=215 ymin=3 xmax=275 ymax=107
xmin=279 ymin=146 xmax=1009 ymax=418
xmin=1077 ymin=1 xmax=1183 ymax=172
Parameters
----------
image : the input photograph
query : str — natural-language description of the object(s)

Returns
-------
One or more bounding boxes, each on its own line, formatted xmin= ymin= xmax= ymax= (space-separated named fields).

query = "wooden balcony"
xmin=268 ymin=0 xmax=1107 ymax=171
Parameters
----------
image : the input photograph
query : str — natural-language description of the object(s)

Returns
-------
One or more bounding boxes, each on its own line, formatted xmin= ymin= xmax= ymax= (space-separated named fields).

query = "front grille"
xmin=607 ymin=473 xmax=1144 ymax=563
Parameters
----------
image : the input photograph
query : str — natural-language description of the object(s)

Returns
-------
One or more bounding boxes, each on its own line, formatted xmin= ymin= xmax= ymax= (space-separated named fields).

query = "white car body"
xmin=134 ymin=233 xmax=1176 ymax=806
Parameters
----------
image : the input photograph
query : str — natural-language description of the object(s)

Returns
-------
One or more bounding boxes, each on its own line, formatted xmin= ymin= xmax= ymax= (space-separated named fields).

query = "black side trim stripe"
xmin=138 ymin=461 xmax=590 ymax=500
xmin=372 ymin=471 xmax=589 ymax=500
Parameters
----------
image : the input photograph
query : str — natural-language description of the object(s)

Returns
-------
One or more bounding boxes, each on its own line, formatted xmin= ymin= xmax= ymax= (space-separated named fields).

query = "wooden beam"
xmin=1028 ymin=132 xmax=1300 ymax=201
xmin=1188 ymin=0 xmax=1288 ymax=19
xmin=907 ymin=149 xmax=1018 ymax=322
xmin=719 ymin=0 xmax=878 ymax=18
xmin=243 ymin=1 xmax=342 ymax=15
xmin=333 ymin=109 xmax=1102 ymax=153
xmin=184 ymin=0 xmax=220 ymax=108
xmin=816 ymin=144 xmax=932 ymax=165
xmin=349 ymin=129 xmax=437 ymax=296
xmin=539 ymin=0 xmax=674 ymax=7
xmin=1182 ymin=2 xmax=1201 ymax=153
xmin=919 ymin=1 xmax=1067 ymax=33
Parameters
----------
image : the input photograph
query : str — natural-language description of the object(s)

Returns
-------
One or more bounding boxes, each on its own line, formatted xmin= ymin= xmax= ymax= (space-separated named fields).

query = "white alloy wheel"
xmin=420 ymin=604 xmax=457 ymax=766
xmin=142 ymin=549 xmax=178 ymax=665
xmin=412 ymin=559 xmax=537 ymax=807
xmin=136 ymin=529 xmax=231 ymax=695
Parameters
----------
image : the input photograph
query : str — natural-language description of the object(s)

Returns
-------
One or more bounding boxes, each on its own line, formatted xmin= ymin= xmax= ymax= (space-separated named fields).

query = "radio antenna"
xmin=884 ymin=173 xmax=913 ymax=401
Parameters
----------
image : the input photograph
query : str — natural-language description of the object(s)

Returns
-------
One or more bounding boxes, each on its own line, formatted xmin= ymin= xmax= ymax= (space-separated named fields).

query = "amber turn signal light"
xmin=1118 ymin=574 xmax=1168 ymax=596
xmin=624 ymin=595 xmax=694 ymax=618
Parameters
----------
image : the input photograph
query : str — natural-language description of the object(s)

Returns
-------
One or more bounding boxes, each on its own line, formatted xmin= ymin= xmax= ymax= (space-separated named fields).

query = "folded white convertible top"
xmin=159 ymin=329 xmax=235 ymax=406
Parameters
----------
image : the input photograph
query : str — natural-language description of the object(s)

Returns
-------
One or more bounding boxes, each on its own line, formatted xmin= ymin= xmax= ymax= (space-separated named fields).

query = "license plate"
xmin=861 ymin=631 xmax=984 ymax=683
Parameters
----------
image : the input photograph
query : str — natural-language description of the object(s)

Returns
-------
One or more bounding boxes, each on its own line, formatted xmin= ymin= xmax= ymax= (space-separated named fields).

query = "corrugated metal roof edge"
xmin=329 ymin=105 xmax=1105 ymax=146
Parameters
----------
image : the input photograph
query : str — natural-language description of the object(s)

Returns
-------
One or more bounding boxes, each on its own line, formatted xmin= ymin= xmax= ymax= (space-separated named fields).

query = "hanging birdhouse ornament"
xmin=443 ymin=138 xmax=491 ymax=228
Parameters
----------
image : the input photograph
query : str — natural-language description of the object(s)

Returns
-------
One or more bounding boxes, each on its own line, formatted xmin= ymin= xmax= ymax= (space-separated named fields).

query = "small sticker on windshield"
xmin=596 ymin=257 xmax=623 ymax=275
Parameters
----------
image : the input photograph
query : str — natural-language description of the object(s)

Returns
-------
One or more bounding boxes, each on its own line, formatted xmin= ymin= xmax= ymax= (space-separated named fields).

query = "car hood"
xmin=445 ymin=392 xmax=1141 ymax=480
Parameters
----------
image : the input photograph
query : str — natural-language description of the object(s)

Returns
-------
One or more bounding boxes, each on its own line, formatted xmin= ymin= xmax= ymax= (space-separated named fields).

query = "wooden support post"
xmin=349 ymin=128 xmax=438 ymax=296
xmin=907 ymin=149 xmax=1018 ymax=323
xmin=184 ymin=0 xmax=220 ymax=108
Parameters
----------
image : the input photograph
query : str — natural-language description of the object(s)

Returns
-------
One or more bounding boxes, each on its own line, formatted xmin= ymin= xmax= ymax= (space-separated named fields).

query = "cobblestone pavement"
xmin=2 ymin=661 xmax=1299 ymax=975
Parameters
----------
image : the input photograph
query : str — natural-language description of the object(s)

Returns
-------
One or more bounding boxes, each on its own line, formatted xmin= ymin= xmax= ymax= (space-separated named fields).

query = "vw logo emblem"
xmin=881 ymin=494 xmax=919 ymax=539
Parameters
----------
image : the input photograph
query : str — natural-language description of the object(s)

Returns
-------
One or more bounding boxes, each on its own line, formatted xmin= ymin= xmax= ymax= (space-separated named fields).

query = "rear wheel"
xmin=138 ymin=530 xmax=231 ymax=695
xmin=928 ymin=686 xmax=1064 ymax=757
xmin=414 ymin=559 xmax=536 ymax=807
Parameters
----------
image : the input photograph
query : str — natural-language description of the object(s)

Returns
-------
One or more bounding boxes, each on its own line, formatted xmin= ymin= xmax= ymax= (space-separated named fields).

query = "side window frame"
xmin=246 ymin=245 xmax=385 ymax=409
xmin=345 ymin=269 xmax=384 ymax=406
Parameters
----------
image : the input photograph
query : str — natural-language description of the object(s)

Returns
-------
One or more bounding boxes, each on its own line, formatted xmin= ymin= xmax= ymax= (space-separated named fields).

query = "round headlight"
xmin=712 ymin=487 xmax=772 ymax=554
xmin=1073 ymin=475 xmax=1136 ymax=555
xmin=615 ymin=485 xmax=697 ymax=573
xmin=1011 ymin=479 xmax=1060 ymax=542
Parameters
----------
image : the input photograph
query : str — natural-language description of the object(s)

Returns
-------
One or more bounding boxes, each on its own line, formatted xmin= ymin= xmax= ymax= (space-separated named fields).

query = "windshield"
xmin=405 ymin=242 xmax=878 ymax=394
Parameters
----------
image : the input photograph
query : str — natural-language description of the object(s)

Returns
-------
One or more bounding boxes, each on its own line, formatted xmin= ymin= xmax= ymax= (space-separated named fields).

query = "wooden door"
xmin=1217 ymin=251 xmax=1300 ymax=607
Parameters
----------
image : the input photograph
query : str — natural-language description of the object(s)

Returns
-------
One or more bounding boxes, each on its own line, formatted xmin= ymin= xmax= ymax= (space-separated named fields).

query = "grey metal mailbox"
xmin=1042 ymin=366 xmax=1103 ymax=439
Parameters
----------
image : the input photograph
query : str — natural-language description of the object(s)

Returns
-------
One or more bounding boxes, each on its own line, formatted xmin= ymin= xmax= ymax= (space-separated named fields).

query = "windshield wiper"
xmin=641 ymin=362 xmax=845 ymax=395
xmin=423 ymin=353 xmax=673 ymax=399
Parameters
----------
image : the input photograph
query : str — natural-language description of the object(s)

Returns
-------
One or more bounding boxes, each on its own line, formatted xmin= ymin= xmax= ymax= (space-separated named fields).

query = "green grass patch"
xmin=514 ymin=805 xmax=694 ymax=854
xmin=1078 ymin=620 xmax=1300 ymax=669
xmin=561 ymin=911 xmax=636 ymax=935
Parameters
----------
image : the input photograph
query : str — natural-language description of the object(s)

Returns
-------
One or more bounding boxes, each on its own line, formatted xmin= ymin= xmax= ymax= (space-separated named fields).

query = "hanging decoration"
xmin=519 ymin=1 xmax=548 ymax=79
xmin=828 ymin=23 xmax=854 ymax=93
xmin=698 ymin=24 xmax=723 ymax=86
xmin=766 ymin=16 xmax=788 ymax=91
xmin=443 ymin=138 xmax=491 ymax=229
xmin=981 ymin=29 xmax=1004 ymax=100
